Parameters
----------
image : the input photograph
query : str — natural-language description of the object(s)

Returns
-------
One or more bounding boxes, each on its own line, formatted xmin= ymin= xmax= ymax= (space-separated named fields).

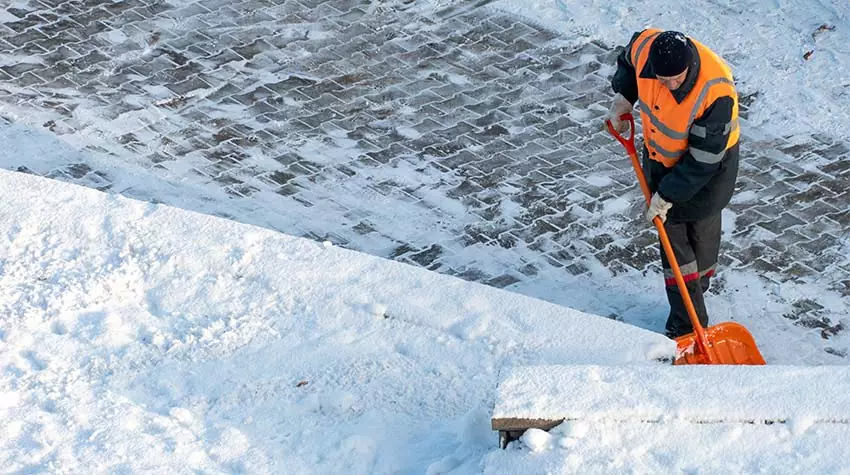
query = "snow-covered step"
xmin=484 ymin=418 xmax=850 ymax=474
xmin=491 ymin=364 xmax=850 ymax=448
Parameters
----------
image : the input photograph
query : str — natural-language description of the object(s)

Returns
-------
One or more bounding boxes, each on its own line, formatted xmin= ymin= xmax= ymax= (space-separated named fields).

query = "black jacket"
xmin=612 ymin=31 xmax=739 ymax=222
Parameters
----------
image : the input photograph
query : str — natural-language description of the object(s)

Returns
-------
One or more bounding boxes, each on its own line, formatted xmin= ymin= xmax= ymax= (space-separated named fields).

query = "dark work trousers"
xmin=660 ymin=213 xmax=722 ymax=338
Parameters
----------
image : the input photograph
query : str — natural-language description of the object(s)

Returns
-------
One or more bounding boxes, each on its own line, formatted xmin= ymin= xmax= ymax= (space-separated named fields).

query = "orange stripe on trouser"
xmin=664 ymin=265 xmax=716 ymax=287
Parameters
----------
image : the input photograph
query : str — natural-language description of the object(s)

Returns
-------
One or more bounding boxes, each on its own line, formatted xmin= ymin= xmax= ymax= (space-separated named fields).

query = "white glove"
xmin=606 ymin=93 xmax=633 ymax=133
xmin=646 ymin=193 xmax=673 ymax=223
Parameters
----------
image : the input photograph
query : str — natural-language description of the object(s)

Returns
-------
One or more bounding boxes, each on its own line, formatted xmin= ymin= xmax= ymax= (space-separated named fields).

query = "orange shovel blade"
xmin=674 ymin=322 xmax=766 ymax=365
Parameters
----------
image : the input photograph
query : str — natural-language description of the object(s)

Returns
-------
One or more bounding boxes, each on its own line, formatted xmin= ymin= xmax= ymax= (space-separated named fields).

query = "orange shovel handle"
xmin=606 ymin=113 xmax=714 ymax=360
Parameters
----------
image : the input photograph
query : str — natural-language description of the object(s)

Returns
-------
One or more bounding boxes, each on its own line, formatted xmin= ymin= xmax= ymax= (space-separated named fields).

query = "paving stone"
xmin=756 ymin=212 xmax=806 ymax=235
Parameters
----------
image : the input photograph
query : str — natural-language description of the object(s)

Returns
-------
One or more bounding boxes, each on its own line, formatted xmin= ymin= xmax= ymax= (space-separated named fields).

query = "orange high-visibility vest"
xmin=630 ymin=29 xmax=740 ymax=168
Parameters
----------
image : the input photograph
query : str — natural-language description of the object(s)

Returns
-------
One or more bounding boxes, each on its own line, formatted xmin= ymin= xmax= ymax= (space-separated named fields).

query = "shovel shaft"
xmin=606 ymin=114 xmax=714 ymax=361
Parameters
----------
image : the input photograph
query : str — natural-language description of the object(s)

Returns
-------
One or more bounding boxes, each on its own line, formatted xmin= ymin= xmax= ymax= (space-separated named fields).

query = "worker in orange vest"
xmin=608 ymin=30 xmax=740 ymax=338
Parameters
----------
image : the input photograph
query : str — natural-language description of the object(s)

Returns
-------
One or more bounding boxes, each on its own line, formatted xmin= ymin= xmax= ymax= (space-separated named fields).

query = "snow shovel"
xmin=606 ymin=113 xmax=765 ymax=365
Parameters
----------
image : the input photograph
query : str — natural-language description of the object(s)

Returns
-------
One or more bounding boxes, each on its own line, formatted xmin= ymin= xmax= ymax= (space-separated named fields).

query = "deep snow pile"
xmin=0 ymin=169 xmax=672 ymax=473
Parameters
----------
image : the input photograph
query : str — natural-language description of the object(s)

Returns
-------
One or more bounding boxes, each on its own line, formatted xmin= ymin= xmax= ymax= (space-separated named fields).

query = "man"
xmin=607 ymin=29 xmax=740 ymax=338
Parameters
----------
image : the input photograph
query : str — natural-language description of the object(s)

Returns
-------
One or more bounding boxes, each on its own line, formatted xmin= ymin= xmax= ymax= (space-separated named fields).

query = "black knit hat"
xmin=649 ymin=31 xmax=692 ymax=77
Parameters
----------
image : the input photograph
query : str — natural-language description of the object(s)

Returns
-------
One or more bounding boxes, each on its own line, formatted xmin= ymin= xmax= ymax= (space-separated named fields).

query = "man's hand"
xmin=646 ymin=193 xmax=673 ymax=223
xmin=606 ymin=93 xmax=633 ymax=133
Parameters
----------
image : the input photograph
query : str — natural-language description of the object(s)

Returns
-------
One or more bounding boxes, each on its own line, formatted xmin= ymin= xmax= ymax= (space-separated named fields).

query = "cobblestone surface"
xmin=0 ymin=0 xmax=847 ymax=347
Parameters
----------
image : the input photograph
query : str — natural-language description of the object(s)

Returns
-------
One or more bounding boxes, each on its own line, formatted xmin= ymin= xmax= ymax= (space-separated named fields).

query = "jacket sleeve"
xmin=657 ymin=96 xmax=736 ymax=203
xmin=610 ymin=31 xmax=643 ymax=104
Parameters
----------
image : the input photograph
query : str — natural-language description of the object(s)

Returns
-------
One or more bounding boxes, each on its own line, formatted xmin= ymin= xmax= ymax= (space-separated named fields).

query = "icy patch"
xmin=731 ymin=189 xmax=760 ymax=204
xmin=446 ymin=73 xmax=470 ymax=85
xmin=0 ymin=10 xmax=19 ymax=22
xmin=583 ymin=174 xmax=613 ymax=187
xmin=396 ymin=126 xmax=421 ymax=139
xmin=602 ymin=196 xmax=630 ymax=215
xmin=101 ymin=29 xmax=130 ymax=44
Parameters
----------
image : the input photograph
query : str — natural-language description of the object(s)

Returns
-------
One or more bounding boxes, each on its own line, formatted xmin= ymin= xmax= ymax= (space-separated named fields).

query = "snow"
xmin=485 ymin=421 xmax=850 ymax=474
xmin=520 ymin=428 xmax=552 ymax=453
xmin=0 ymin=0 xmax=849 ymax=473
xmin=0 ymin=165 xmax=671 ymax=473
xmin=493 ymin=365 xmax=850 ymax=423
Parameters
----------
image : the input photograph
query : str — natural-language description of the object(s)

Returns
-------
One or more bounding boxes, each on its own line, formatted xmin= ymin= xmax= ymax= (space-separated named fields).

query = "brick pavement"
xmin=0 ymin=0 xmax=847 ymax=347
